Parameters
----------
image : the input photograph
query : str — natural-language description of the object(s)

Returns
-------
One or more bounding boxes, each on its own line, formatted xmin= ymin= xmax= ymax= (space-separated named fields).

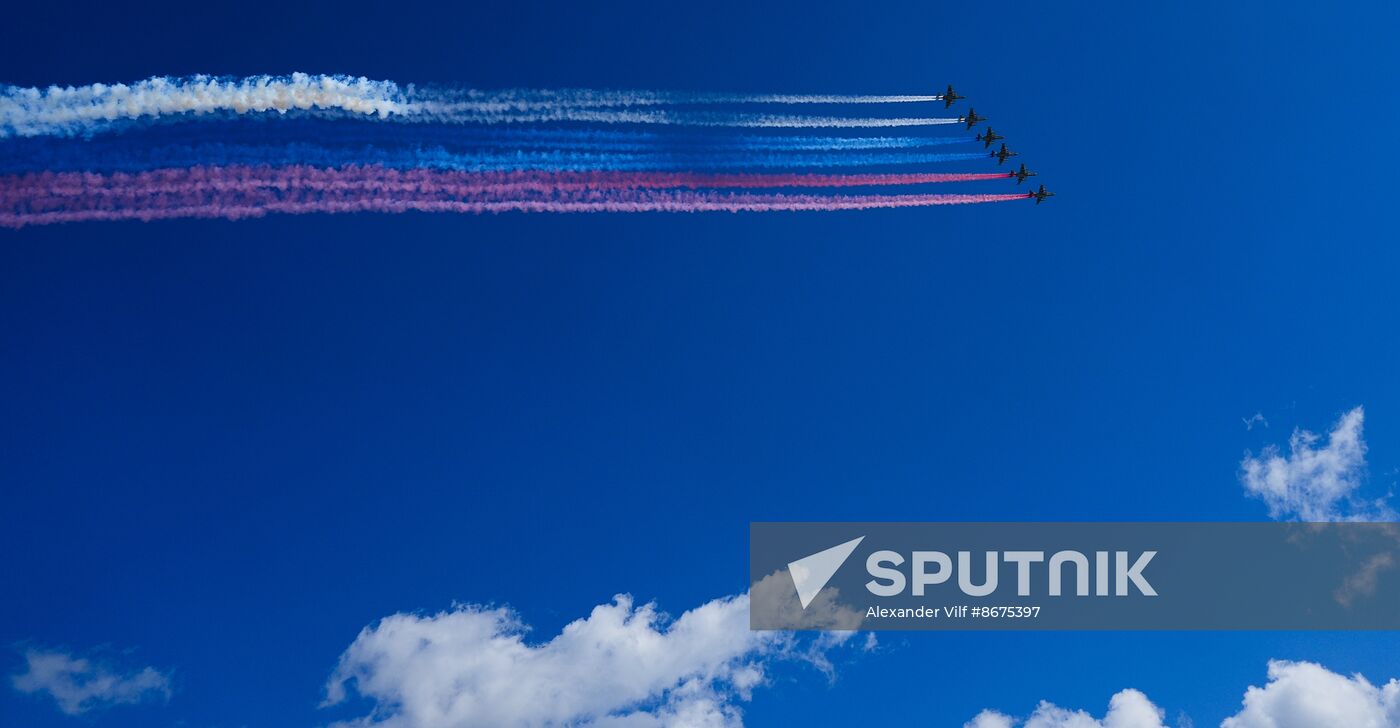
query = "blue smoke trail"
xmin=0 ymin=139 xmax=988 ymax=174
xmin=0 ymin=117 xmax=973 ymax=154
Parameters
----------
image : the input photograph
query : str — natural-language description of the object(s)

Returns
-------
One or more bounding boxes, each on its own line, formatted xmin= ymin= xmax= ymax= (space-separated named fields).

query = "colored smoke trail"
xmin=0 ymin=142 xmax=989 ymax=175
xmin=0 ymin=167 xmax=1015 ymax=204
xmin=5 ymin=119 xmax=974 ymax=153
xmin=1 ymin=76 xmax=1034 ymax=226
xmin=1 ymin=183 xmax=1030 ymax=227
xmin=2 ymin=75 xmax=950 ymax=138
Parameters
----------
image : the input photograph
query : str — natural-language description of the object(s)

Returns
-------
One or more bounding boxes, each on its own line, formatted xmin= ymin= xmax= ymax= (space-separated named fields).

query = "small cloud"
xmin=10 ymin=647 xmax=172 ymax=716
xmin=963 ymin=709 xmax=1016 ymax=728
xmin=1239 ymin=406 xmax=1394 ymax=521
xmin=963 ymin=689 xmax=1168 ymax=728
xmin=1334 ymin=551 xmax=1398 ymax=608
xmin=1242 ymin=412 xmax=1268 ymax=431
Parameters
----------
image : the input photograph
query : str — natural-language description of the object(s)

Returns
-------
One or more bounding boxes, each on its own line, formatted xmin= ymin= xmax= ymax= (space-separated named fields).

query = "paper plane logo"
xmin=788 ymin=536 xmax=865 ymax=609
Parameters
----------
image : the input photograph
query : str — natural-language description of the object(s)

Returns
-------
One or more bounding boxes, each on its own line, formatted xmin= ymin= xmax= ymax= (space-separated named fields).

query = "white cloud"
xmin=965 ymin=710 xmax=1017 ymax=728
xmin=323 ymin=592 xmax=854 ymax=728
xmin=967 ymin=662 xmax=1400 ymax=728
xmin=10 ymin=647 xmax=172 ymax=715
xmin=1239 ymin=406 xmax=1393 ymax=521
xmin=1223 ymin=660 xmax=1400 ymax=728
xmin=1335 ymin=551 xmax=1398 ymax=607
xmin=967 ymin=408 xmax=1400 ymax=728
xmin=965 ymin=689 xmax=1167 ymax=728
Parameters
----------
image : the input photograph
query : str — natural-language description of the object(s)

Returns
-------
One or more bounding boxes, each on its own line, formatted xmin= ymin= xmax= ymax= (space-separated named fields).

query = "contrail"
xmin=0 ymin=141 xmax=989 ymax=174
xmin=1 ymin=75 xmax=951 ymax=137
xmin=1 ymin=186 xmax=1029 ymax=227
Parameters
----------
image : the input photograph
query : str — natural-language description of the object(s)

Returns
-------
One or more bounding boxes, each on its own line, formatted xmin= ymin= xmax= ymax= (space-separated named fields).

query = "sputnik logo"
xmin=787 ymin=536 xmax=865 ymax=609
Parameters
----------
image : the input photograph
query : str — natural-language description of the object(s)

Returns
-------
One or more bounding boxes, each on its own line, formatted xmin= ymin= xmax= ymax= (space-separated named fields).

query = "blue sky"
xmin=4 ymin=1 xmax=1400 ymax=726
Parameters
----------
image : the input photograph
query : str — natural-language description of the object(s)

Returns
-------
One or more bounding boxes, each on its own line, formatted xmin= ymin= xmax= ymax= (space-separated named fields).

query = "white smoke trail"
xmin=410 ymin=89 xmax=942 ymax=109
xmin=401 ymin=105 xmax=961 ymax=127
xmin=1 ymin=75 xmax=951 ymax=137
xmin=708 ymin=93 xmax=941 ymax=104
xmin=1 ymin=74 xmax=410 ymax=137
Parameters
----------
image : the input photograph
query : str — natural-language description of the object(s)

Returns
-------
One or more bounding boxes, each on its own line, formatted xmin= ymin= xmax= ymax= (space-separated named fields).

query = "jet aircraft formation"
xmin=0 ymin=75 xmax=1053 ymax=228
xmin=944 ymin=84 xmax=1054 ymax=204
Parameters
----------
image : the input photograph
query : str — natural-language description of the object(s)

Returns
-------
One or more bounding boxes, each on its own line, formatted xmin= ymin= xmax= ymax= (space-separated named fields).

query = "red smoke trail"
xmin=0 ymin=166 xmax=1015 ymax=201
xmin=2 ymin=195 xmax=1033 ymax=227
xmin=1 ymin=166 xmax=1030 ymax=227
xmin=3 ymin=189 xmax=1029 ymax=228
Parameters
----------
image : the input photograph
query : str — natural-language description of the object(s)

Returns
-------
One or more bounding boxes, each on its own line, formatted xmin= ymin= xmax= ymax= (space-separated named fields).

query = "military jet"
xmin=975 ymin=127 xmax=1003 ymax=148
xmin=991 ymin=143 xmax=1019 ymax=165
xmin=961 ymin=108 xmax=986 ymax=129
xmin=942 ymin=84 xmax=964 ymax=108
xmin=1031 ymin=184 xmax=1055 ymax=204
xmin=1013 ymin=163 xmax=1037 ymax=185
